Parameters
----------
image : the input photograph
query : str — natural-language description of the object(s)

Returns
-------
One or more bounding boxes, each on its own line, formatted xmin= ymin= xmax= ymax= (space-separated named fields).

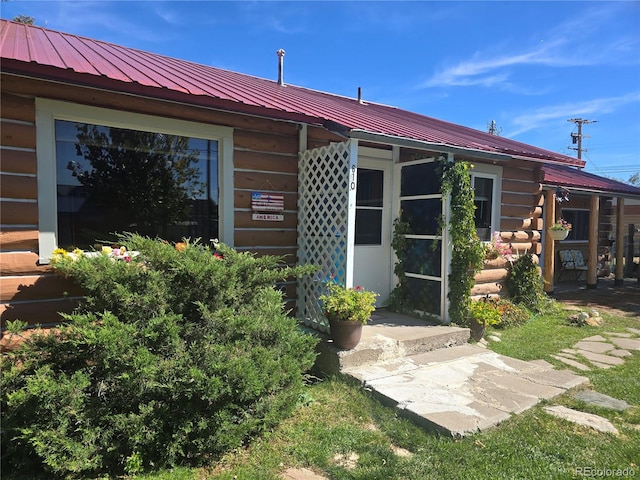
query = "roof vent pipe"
xmin=357 ymin=87 xmax=362 ymax=104
xmin=276 ymin=49 xmax=286 ymax=86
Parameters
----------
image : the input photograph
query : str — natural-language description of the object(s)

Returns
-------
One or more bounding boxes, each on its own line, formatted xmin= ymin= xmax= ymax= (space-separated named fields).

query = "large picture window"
xmin=55 ymin=120 xmax=218 ymax=250
xmin=36 ymin=99 xmax=233 ymax=262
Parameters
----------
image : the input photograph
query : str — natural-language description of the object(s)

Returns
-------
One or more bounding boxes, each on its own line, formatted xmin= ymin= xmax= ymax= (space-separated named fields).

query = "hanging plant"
xmin=437 ymin=159 xmax=485 ymax=324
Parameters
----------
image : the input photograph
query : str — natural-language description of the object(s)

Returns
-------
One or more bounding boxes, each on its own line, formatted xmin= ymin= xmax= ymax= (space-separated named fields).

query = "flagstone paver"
xmin=608 ymin=349 xmax=632 ymax=358
xmin=573 ymin=341 xmax=614 ymax=354
xmin=603 ymin=332 xmax=632 ymax=338
xmin=577 ymin=350 xmax=625 ymax=366
xmin=609 ymin=337 xmax=640 ymax=351
xmin=556 ymin=352 xmax=578 ymax=359
xmin=551 ymin=355 xmax=591 ymax=371
xmin=543 ymin=406 xmax=619 ymax=435
xmin=582 ymin=335 xmax=608 ymax=342
xmin=281 ymin=468 xmax=329 ymax=480
xmin=573 ymin=390 xmax=630 ymax=411
xmin=627 ymin=328 xmax=640 ymax=335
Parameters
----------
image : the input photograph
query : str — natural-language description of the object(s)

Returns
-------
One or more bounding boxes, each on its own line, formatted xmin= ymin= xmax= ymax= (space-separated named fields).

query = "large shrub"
xmin=1 ymin=235 xmax=318 ymax=478
xmin=505 ymin=253 xmax=547 ymax=312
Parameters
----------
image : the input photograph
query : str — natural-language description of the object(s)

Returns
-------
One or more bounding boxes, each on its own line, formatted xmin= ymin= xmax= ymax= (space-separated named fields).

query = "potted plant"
xmin=548 ymin=218 xmax=572 ymax=241
xmin=468 ymin=299 xmax=501 ymax=341
xmin=319 ymin=282 xmax=378 ymax=349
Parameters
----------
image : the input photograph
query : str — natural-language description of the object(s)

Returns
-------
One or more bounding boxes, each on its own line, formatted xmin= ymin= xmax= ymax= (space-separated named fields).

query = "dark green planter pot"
xmin=469 ymin=317 xmax=486 ymax=341
xmin=328 ymin=317 xmax=363 ymax=350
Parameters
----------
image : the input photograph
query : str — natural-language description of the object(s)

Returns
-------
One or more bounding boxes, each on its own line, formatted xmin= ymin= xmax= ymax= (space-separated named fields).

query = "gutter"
xmin=348 ymin=130 xmax=510 ymax=163
xmin=541 ymin=183 xmax=640 ymax=200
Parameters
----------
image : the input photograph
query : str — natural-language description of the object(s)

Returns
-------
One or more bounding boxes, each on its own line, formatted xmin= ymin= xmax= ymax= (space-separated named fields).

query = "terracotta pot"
xmin=548 ymin=229 xmax=570 ymax=241
xmin=328 ymin=317 xmax=363 ymax=350
xmin=469 ymin=317 xmax=486 ymax=341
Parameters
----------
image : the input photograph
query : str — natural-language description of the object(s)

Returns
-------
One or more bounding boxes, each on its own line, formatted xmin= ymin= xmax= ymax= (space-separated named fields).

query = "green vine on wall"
xmin=389 ymin=217 xmax=412 ymax=311
xmin=437 ymin=159 xmax=485 ymax=324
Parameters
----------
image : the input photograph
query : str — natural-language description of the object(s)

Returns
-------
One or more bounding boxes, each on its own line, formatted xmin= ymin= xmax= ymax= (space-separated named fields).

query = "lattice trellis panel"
xmin=297 ymin=141 xmax=355 ymax=332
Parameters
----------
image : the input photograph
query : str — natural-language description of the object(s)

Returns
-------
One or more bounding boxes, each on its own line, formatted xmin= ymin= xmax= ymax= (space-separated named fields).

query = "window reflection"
xmin=56 ymin=120 xmax=219 ymax=249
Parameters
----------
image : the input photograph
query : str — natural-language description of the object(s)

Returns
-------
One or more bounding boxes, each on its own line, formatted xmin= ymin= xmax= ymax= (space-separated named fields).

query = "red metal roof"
xmin=0 ymin=19 xmax=589 ymax=167
xmin=542 ymin=163 xmax=640 ymax=196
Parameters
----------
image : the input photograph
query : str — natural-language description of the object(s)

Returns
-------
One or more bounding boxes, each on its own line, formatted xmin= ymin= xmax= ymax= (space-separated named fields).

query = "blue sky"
xmin=3 ymin=1 xmax=639 ymax=181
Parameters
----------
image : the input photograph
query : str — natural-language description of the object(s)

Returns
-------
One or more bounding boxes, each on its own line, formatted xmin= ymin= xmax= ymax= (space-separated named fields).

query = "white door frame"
xmin=354 ymin=149 xmax=393 ymax=307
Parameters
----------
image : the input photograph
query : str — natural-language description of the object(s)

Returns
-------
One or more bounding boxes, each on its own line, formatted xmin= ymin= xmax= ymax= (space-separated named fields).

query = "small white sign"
xmin=252 ymin=213 xmax=284 ymax=222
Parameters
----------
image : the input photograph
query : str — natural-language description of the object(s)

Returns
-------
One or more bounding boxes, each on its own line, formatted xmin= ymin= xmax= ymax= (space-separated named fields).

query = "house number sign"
xmin=350 ymin=165 xmax=357 ymax=190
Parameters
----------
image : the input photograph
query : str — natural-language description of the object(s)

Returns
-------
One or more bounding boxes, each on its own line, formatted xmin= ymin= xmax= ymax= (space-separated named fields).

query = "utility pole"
xmin=568 ymin=118 xmax=597 ymax=159
xmin=487 ymin=120 xmax=502 ymax=135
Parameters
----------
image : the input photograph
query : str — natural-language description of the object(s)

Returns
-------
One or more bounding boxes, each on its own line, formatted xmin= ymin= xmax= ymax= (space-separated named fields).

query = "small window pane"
xmin=355 ymin=209 xmax=382 ymax=245
xmin=403 ymin=238 xmax=442 ymax=277
xmin=401 ymin=199 xmax=441 ymax=235
xmin=401 ymin=163 xmax=441 ymax=196
xmin=563 ymin=210 xmax=589 ymax=241
xmin=356 ymin=169 xmax=383 ymax=207
xmin=405 ymin=277 xmax=441 ymax=316
xmin=474 ymin=177 xmax=493 ymax=241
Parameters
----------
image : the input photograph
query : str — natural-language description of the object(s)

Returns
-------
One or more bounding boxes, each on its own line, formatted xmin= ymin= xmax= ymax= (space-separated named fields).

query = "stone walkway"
xmin=536 ymin=326 xmax=639 ymax=436
xmin=285 ymin=284 xmax=640 ymax=479
xmin=549 ymin=328 xmax=640 ymax=371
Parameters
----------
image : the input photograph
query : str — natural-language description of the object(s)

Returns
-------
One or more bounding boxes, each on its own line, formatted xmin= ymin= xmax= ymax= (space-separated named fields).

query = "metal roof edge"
xmin=541 ymin=182 xmax=640 ymax=199
xmin=509 ymin=154 xmax=585 ymax=168
xmin=1 ymin=70 xmax=326 ymax=127
xmin=349 ymin=130 xmax=510 ymax=162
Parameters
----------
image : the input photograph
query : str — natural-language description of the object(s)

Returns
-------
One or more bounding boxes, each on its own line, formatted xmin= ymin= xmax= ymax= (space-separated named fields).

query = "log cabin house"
xmin=2 ymin=19 xmax=639 ymax=336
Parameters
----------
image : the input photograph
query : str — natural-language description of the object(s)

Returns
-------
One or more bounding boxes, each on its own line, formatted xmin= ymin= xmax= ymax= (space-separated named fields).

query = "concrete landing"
xmin=313 ymin=310 xmax=471 ymax=375
xmin=342 ymin=344 xmax=588 ymax=436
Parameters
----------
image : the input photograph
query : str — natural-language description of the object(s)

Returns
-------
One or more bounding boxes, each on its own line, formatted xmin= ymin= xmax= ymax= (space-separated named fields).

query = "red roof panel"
xmin=542 ymin=163 xmax=640 ymax=196
xmin=0 ymin=18 xmax=590 ymax=168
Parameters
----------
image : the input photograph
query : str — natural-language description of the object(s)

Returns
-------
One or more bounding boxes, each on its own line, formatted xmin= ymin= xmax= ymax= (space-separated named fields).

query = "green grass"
xmin=135 ymin=307 xmax=640 ymax=480
xmin=488 ymin=305 xmax=639 ymax=361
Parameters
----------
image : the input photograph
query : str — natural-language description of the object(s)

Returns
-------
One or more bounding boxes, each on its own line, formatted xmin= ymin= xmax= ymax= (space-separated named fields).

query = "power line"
xmin=567 ymin=118 xmax=597 ymax=160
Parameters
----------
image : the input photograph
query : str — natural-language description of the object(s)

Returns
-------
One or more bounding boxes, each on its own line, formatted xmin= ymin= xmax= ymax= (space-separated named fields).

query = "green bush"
xmin=1 ymin=235 xmax=318 ymax=478
xmin=468 ymin=299 xmax=501 ymax=327
xmin=485 ymin=297 xmax=531 ymax=328
xmin=505 ymin=254 xmax=547 ymax=312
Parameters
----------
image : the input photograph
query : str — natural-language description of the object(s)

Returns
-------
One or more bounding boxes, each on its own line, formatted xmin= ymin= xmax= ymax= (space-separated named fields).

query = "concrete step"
xmin=313 ymin=310 xmax=470 ymax=375
xmin=342 ymin=344 xmax=589 ymax=437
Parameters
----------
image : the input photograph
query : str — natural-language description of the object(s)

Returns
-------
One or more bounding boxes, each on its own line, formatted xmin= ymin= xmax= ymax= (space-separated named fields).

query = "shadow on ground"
xmin=552 ymin=276 xmax=640 ymax=317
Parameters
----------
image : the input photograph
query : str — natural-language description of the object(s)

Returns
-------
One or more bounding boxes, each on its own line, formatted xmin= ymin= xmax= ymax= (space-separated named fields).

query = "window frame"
xmin=35 ymin=99 xmax=234 ymax=263
xmin=470 ymin=163 xmax=502 ymax=242
xmin=559 ymin=208 xmax=590 ymax=242
xmin=355 ymin=167 xmax=384 ymax=246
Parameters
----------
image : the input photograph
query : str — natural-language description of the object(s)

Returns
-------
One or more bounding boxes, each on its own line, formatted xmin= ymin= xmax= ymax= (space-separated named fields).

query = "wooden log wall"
xmin=472 ymin=160 xmax=544 ymax=299
xmin=1 ymin=92 xmax=79 ymax=335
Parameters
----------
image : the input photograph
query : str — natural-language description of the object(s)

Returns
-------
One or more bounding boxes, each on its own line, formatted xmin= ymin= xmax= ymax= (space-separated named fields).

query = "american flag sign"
xmin=251 ymin=192 xmax=285 ymax=212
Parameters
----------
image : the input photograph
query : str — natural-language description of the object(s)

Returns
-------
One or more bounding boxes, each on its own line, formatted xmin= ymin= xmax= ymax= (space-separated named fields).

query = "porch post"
xmin=586 ymin=195 xmax=599 ymax=289
xmin=543 ymin=189 xmax=555 ymax=293
xmin=345 ymin=139 xmax=359 ymax=288
xmin=615 ymin=197 xmax=624 ymax=285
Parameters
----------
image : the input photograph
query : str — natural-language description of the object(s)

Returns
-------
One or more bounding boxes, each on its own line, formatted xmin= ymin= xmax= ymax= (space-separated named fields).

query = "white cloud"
xmin=507 ymin=92 xmax=640 ymax=138
xmin=422 ymin=4 xmax=639 ymax=90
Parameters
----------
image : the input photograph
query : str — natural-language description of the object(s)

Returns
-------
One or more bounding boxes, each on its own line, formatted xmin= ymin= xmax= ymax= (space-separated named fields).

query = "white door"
xmin=354 ymin=158 xmax=392 ymax=307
